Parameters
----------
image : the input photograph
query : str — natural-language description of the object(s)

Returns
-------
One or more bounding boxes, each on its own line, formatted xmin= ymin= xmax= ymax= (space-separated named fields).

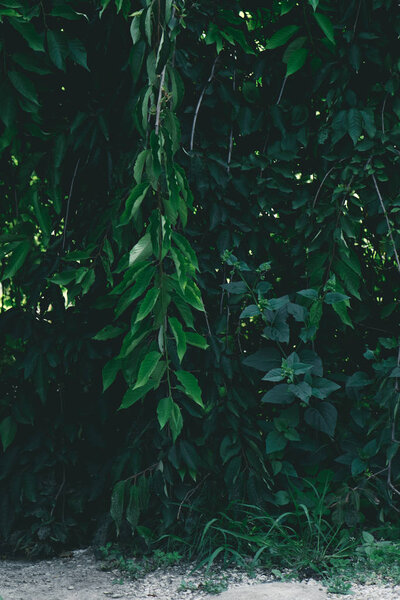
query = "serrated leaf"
xmin=314 ymin=12 xmax=335 ymax=44
xmin=0 ymin=416 xmax=17 ymax=452
xmin=261 ymin=384 xmax=294 ymax=404
xmin=305 ymin=401 xmax=337 ymax=436
xmin=134 ymin=351 xmax=161 ymax=389
xmin=135 ymin=286 xmax=159 ymax=322
xmin=176 ymin=370 xmax=203 ymax=407
xmin=262 ymin=368 xmax=284 ymax=382
xmin=289 ymin=381 xmax=312 ymax=402
xmin=266 ymin=25 xmax=299 ymax=49
xmin=168 ymin=317 xmax=187 ymax=363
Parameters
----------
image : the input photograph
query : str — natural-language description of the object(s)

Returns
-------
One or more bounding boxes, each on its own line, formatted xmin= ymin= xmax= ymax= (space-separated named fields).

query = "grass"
xmin=97 ymin=480 xmax=400 ymax=595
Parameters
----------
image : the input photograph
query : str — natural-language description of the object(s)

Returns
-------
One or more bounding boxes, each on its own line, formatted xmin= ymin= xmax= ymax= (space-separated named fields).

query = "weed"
xmin=200 ymin=576 xmax=229 ymax=595
xmin=178 ymin=580 xmax=198 ymax=592
xmin=325 ymin=576 xmax=352 ymax=595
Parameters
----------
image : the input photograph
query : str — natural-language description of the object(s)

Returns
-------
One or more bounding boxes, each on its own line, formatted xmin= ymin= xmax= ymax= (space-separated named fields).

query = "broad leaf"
xmin=134 ymin=351 xmax=161 ymax=389
xmin=305 ymin=401 xmax=337 ymax=436
xmin=266 ymin=25 xmax=299 ymax=50
xmin=176 ymin=370 xmax=203 ymax=407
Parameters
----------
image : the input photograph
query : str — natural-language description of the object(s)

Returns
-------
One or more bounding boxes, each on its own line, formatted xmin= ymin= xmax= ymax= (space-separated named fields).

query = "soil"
xmin=1 ymin=548 xmax=400 ymax=600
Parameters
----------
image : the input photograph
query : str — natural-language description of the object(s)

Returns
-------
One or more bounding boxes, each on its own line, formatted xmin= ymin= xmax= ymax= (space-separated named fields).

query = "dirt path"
xmin=1 ymin=548 xmax=400 ymax=600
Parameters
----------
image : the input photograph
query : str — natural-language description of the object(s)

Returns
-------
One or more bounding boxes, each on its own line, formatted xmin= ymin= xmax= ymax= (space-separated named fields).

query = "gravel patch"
xmin=0 ymin=548 xmax=400 ymax=600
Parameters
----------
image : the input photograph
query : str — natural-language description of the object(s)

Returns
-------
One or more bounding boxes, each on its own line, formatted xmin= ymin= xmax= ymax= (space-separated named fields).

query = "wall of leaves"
xmin=1 ymin=0 xmax=400 ymax=555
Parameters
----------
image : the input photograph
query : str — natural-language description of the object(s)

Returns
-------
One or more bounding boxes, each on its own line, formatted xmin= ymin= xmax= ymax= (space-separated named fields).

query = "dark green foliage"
xmin=1 ymin=0 xmax=400 ymax=555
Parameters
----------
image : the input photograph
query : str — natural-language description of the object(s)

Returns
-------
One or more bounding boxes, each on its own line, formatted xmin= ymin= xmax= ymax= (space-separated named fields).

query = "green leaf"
xmin=9 ymin=19 xmax=44 ymax=52
xmin=261 ymin=384 xmax=294 ymax=404
xmin=351 ymin=457 xmax=367 ymax=476
xmin=332 ymin=301 xmax=353 ymax=328
xmin=312 ymin=377 xmax=340 ymax=399
xmin=243 ymin=347 xmax=281 ymax=371
xmin=285 ymin=48 xmax=308 ymax=77
xmin=115 ymin=265 xmax=155 ymax=318
xmin=134 ymin=351 xmax=161 ymax=389
xmin=0 ymin=416 xmax=17 ymax=452
xmin=289 ymin=381 xmax=312 ymax=403
xmin=266 ymin=430 xmax=287 ymax=454
xmin=121 ymin=183 xmax=150 ymax=225
xmin=130 ymin=13 xmax=142 ymax=44
xmin=308 ymin=0 xmax=319 ymax=10
xmin=47 ymin=30 xmax=67 ymax=70
xmin=186 ymin=332 xmax=209 ymax=349
xmin=144 ymin=7 xmax=152 ymax=45
xmin=182 ymin=280 xmax=204 ymax=312
xmin=68 ymin=38 xmax=89 ymax=70
xmin=110 ymin=481 xmax=126 ymax=535
xmin=129 ymin=233 xmax=152 ymax=266
xmin=170 ymin=402 xmax=183 ymax=442
xmin=305 ymin=401 xmax=337 ymax=436
xmin=102 ymin=358 xmax=120 ymax=392
xmin=120 ymin=380 xmax=155 ymax=409
xmin=176 ymin=370 xmax=203 ymax=407
xmin=324 ymin=292 xmax=350 ymax=304
xmin=168 ymin=317 xmax=187 ymax=363
xmin=314 ymin=12 xmax=335 ymax=44
xmin=157 ymin=396 xmax=173 ymax=429
xmin=347 ymin=108 xmax=362 ymax=145
xmin=8 ymin=70 xmax=39 ymax=105
xmin=2 ymin=240 xmax=30 ymax=280
xmin=240 ymin=304 xmax=260 ymax=318
xmin=262 ymin=368 xmax=284 ymax=382
xmin=297 ymin=289 xmax=318 ymax=300
xmin=135 ymin=286 xmax=159 ymax=322
xmin=93 ymin=325 xmax=125 ymax=341
xmin=266 ymin=25 xmax=299 ymax=50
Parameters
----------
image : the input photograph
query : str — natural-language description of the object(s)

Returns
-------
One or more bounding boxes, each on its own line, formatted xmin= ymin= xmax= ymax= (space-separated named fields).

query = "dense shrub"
xmin=1 ymin=0 xmax=400 ymax=555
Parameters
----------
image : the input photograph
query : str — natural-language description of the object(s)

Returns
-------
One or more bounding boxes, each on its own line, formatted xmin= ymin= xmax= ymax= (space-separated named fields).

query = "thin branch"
xmin=190 ymin=55 xmax=219 ymax=152
xmin=62 ymin=158 xmax=80 ymax=251
xmin=312 ymin=166 xmax=335 ymax=208
xmin=155 ymin=66 xmax=167 ymax=135
xmin=353 ymin=0 xmax=362 ymax=34
xmin=372 ymin=173 xmax=400 ymax=274
xmin=381 ymin=92 xmax=389 ymax=136
xmin=276 ymin=76 xmax=287 ymax=105
xmin=227 ymin=68 xmax=236 ymax=173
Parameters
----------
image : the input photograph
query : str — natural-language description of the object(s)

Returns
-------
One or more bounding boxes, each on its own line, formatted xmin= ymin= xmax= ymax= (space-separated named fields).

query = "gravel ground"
xmin=1 ymin=548 xmax=400 ymax=600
